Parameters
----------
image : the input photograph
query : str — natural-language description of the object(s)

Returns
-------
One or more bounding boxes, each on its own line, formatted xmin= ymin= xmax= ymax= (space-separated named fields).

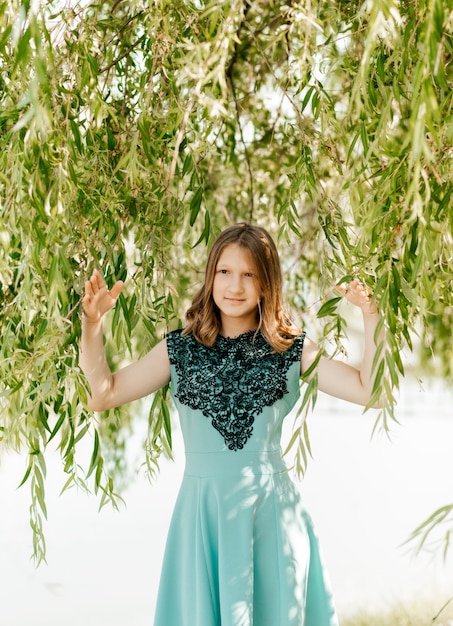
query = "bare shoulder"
xmin=129 ymin=336 xmax=170 ymax=367
xmin=148 ymin=336 xmax=170 ymax=360
xmin=138 ymin=337 xmax=171 ymax=381
xmin=301 ymin=335 xmax=318 ymax=353
xmin=300 ymin=335 xmax=320 ymax=374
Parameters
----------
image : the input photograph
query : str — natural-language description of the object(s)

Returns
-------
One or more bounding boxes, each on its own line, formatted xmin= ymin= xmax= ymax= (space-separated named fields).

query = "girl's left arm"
xmin=301 ymin=281 xmax=384 ymax=407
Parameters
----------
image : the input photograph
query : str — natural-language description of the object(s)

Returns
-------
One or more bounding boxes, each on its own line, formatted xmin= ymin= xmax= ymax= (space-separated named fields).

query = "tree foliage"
xmin=0 ymin=0 xmax=452 ymax=562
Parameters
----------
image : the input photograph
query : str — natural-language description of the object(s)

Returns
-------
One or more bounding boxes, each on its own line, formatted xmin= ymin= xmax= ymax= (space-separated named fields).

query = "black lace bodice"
xmin=166 ymin=329 xmax=305 ymax=451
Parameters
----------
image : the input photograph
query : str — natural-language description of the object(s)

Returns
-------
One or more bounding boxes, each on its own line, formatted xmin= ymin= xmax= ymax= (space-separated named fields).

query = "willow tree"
xmin=0 ymin=0 xmax=452 ymax=561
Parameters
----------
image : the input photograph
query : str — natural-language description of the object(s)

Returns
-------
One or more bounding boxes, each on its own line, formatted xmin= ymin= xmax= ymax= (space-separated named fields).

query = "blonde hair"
xmin=183 ymin=223 xmax=301 ymax=352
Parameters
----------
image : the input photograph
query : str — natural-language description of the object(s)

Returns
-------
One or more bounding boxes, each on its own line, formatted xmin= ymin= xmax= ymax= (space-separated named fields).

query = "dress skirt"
xmin=153 ymin=450 xmax=338 ymax=626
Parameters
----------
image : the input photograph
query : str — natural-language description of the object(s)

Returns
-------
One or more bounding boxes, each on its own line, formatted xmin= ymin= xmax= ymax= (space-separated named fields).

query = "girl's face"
xmin=212 ymin=244 xmax=261 ymax=332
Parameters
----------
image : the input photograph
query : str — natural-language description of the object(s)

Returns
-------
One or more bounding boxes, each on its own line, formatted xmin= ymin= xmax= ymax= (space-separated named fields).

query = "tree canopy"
xmin=0 ymin=0 xmax=452 ymax=562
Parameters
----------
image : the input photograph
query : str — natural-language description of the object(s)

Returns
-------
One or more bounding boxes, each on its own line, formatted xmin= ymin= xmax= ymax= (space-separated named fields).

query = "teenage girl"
xmin=80 ymin=223 xmax=381 ymax=626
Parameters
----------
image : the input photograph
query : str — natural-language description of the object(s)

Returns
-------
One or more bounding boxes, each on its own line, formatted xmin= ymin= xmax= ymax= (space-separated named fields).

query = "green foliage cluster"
xmin=0 ymin=0 xmax=452 ymax=561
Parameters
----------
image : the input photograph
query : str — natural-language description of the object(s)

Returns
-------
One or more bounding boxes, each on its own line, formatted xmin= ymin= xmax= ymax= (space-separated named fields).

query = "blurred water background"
xmin=1 ymin=378 xmax=452 ymax=625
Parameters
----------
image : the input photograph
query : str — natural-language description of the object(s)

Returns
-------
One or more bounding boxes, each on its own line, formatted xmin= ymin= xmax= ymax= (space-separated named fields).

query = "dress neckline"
xmin=217 ymin=329 xmax=261 ymax=342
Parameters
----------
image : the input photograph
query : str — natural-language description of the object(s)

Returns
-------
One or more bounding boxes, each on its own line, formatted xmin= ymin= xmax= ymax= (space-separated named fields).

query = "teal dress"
xmin=153 ymin=329 xmax=338 ymax=626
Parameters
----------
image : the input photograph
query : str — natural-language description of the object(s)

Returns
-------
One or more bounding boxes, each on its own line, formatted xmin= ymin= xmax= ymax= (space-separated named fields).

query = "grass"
xmin=340 ymin=597 xmax=453 ymax=626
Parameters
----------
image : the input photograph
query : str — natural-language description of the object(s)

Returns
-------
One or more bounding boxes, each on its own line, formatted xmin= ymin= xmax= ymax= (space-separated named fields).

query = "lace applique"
xmin=166 ymin=329 xmax=305 ymax=451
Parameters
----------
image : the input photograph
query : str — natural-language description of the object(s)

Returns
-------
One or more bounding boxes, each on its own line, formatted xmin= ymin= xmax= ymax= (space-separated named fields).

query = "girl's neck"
xmin=219 ymin=319 xmax=259 ymax=339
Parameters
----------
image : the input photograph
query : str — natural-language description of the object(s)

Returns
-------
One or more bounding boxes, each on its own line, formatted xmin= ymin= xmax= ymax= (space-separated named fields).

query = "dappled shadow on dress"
xmin=154 ymin=449 xmax=338 ymax=626
xmin=201 ymin=460 xmax=338 ymax=626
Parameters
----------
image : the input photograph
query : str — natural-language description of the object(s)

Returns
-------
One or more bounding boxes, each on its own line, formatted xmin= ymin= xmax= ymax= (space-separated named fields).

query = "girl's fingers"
xmin=109 ymin=280 xmax=124 ymax=301
xmin=84 ymin=280 xmax=94 ymax=296
xmin=83 ymin=272 xmax=123 ymax=310
xmin=338 ymin=280 xmax=372 ymax=305
xmin=86 ymin=270 xmax=103 ymax=294
xmin=94 ymin=269 xmax=104 ymax=290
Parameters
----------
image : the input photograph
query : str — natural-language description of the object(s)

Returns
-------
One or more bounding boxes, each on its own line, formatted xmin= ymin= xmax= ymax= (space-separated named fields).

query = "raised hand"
xmin=336 ymin=280 xmax=377 ymax=314
xmin=82 ymin=269 xmax=124 ymax=323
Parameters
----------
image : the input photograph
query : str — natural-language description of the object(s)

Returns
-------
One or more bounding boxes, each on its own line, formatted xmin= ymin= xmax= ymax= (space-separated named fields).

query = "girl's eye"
xmin=219 ymin=269 xmax=228 ymax=274
xmin=245 ymin=273 xmax=255 ymax=278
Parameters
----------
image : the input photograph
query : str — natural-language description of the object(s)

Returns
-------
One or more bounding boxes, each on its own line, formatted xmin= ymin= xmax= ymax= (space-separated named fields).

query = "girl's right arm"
xmin=79 ymin=270 xmax=171 ymax=412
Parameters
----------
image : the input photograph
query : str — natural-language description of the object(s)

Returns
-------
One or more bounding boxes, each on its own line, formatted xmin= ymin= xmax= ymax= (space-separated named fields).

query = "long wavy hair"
xmin=183 ymin=223 xmax=302 ymax=352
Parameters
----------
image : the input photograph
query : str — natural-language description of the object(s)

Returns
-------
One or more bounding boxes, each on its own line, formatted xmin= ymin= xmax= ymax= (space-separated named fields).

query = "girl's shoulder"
xmin=166 ymin=328 xmax=184 ymax=340
xmin=280 ymin=330 xmax=306 ymax=362
xmin=165 ymin=328 xmax=197 ymax=364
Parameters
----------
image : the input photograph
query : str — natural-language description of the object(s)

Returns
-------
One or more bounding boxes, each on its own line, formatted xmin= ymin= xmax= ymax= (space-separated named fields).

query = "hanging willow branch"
xmin=0 ymin=0 xmax=452 ymax=563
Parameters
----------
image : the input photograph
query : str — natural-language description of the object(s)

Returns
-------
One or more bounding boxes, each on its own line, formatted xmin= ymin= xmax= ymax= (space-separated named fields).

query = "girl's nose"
xmin=230 ymin=274 xmax=244 ymax=293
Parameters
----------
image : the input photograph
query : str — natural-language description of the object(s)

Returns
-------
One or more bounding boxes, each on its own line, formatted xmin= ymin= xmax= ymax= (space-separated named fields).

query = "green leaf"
xmin=317 ymin=297 xmax=342 ymax=318
xmin=86 ymin=429 xmax=100 ymax=478
xmin=189 ymin=187 xmax=203 ymax=226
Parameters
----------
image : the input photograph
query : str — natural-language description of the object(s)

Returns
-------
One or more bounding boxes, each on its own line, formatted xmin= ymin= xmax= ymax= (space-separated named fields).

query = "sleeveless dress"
xmin=153 ymin=329 xmax=338 ymax=626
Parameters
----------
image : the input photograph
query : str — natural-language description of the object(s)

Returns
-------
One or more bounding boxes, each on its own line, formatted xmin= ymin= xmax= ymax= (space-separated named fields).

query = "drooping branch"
xmin=98 ymin=34 xmax=146 ymax=74
xmin=224 ymin=2 xmax=294 ymax=222
xmin=225 ymin=1 xmax=255 ymax=222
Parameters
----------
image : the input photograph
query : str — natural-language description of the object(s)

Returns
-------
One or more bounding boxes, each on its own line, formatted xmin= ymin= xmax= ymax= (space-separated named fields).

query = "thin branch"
xmin=98 ymin=35 xmax=146 ymax=74
xmin=110 ymin=0 xmax=125 ymax=13
xmin=225 ymin=0 xmax=252 ymax=80
xmin=105 ymin=10 xmax=145 ymax=48
xmin=228 ymin=75 xmax=255 ymax=223
xmin=432 ymin=596 xmax=453 ymax=623
xmin=225 ymin=4 xmax=291 ymax=78
xmin=166 ymin=80 xmax=202 ymax=192
xmin=225 ymin=1 xmax=255 ymax=222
